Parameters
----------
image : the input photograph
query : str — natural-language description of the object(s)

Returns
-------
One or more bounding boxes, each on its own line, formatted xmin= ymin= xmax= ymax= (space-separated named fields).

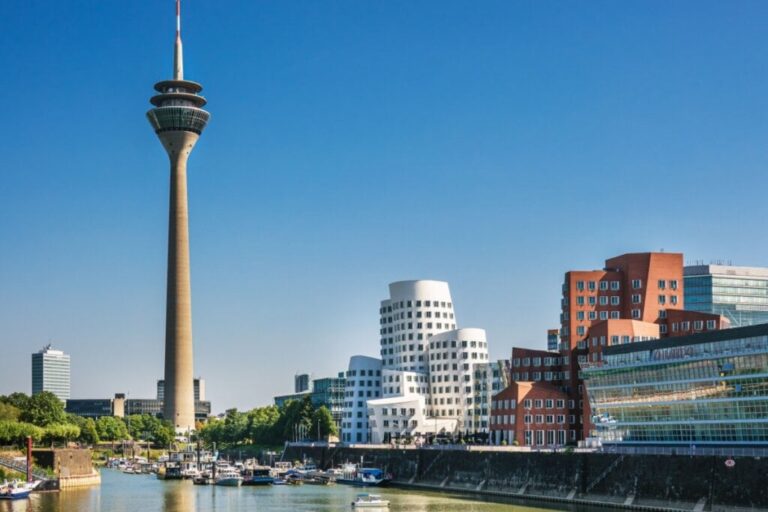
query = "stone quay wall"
xmin=282 ymin=445 xmax=768 ymax=511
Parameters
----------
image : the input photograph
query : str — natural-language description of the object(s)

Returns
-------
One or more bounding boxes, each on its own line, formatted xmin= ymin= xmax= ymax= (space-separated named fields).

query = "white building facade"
xmin=341 ymin=356 xmax=382 ymax=443
xmin=342 ymin=280 xmax=497 ymax=444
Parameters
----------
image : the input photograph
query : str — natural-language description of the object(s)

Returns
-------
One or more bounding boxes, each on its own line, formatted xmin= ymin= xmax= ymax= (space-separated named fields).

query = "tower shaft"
xmin=162 ymin=131 xmax=199 ymax=432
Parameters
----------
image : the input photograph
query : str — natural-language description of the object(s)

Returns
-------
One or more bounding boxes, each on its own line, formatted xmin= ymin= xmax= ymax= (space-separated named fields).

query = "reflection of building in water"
xmin=163 ymin=475 xmax=196 ymax=512
xmin=583 ymin=323 xmax=768 ymax=445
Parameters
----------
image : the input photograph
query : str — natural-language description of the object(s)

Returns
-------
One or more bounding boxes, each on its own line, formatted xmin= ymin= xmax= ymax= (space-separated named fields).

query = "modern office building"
xmin=147 ymin=0 xmax=210 ymax=432
xmin=468 ymin=359 xmax=510 ymax=433
xmin=558 ymin=252 xmax=727 ymax=439
xmin=157 ymin=378 xmax=206 ymax=401
xmin=65 ymin=398 xmax=114 ymax=419
xmin=342 ymin=356 xmax=382 ymax=443
xmin=684 ymin=264 xmax=768 ymax=327
xmin=582 ymin=323 xmax=768 ymax=446
xmin=274 ymin=373 xmax=346 ymax=432
xmin=31 ymin=345 xmax=71 ymax=401
xmin=367 ymin=281 xmax=460 ymax=443
xmin=295 ymin=373 xmax=312 ymax=393
xmin=66 ymin=392 xmax=210 ymax=423
xmin=492 ymin=252 xmax=728 ymax=446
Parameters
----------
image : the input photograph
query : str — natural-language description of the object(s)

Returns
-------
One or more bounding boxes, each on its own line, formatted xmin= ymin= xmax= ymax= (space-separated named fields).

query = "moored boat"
xmin=351 ymin=493 xmax=390 ymax=508
xmin=214 ymin=469 xmax=243 ymax=487
xmin=0 ymin=480 xmax=37 ymax=500
xmin=243 ymin=468 xmax=273 ymax=486
xmin=337 ymin=467 xmax=390 ymax=487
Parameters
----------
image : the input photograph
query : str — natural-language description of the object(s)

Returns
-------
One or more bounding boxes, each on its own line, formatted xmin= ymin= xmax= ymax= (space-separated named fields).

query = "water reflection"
xmin=19 ymin=470 xmax=570 ymax=512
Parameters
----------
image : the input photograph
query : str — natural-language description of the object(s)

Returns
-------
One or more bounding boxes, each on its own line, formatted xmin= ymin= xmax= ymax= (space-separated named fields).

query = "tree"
xmin=0 ymin=402 xmax=20 ymax=422
xmin=20 ymin=392 xmax=66 ymax=427
xmin=311 ymin=406 xmax=338 ymax=439
xmin=95 ymin=416 xmax=130 ymax=441
xmin=0 ymin=392 xmax=31 ymax=411
xmin=43 ymin=423 xmax=81 ymax=445
xmin=0 ymin=421 xmax=44 ymax=445
xmin=67 ymin=415 xmax=100 ymax=445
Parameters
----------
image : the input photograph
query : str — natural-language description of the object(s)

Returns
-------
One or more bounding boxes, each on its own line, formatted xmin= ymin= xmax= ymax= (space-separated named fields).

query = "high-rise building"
xmin=684 ymin=264 xmax=768 ymax=327
xmin=492 ymin=252 xmax=729 ymax=447
xmin=146 ymin=0 xmax=210 ymax=432
xmin=31 ymin=345 xmax=70 ymax=401
xmin=343 ymin=280 xmax=494 ymax=444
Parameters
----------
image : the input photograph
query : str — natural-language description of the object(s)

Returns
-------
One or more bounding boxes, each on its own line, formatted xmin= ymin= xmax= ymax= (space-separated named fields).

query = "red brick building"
xmin=490 ymin=252 xmax=728 ymax=446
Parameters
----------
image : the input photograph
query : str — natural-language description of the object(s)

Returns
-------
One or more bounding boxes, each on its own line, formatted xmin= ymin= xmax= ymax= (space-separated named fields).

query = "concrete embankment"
xmin=282 ymin=445 xmax=768 ymax=511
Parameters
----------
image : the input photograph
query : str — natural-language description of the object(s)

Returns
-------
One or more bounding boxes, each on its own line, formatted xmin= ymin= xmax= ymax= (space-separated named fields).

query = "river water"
xmin=0 ymin=470 xmax=574 ymax=512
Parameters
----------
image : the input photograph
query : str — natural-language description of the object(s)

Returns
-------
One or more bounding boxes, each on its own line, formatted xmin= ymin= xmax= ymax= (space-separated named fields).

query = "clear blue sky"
xmin=1 ymin=1 xmax=767 ymax=412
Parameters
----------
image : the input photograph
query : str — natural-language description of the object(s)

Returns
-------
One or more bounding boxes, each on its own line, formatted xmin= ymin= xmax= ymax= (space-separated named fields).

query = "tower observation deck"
xmin=147 ymin=0 xmax=209 ymax=433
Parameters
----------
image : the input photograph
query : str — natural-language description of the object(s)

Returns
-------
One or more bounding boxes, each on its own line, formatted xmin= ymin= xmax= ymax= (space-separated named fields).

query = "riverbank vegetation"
xmin=0 ymin=392 xmax=174 ymax=448
xmin=198 ymin=396 xmax=337 ymax=449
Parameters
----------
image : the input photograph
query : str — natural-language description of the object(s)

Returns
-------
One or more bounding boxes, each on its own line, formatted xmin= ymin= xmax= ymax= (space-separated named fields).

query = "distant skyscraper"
xmin=31 ymin=345 xmax=70 ymax=401
xmin=146 ymin=0 xmax=210 ymax=432
xmin=684 ymin=264 xmax=768 ymax=327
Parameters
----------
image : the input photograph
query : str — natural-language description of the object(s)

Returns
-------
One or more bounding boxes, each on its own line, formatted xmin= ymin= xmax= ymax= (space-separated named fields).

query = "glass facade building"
xmin=684 ymin=265 xmax=768 ymax=327
xmin=582 ymin=323 xmax=768 ymax=445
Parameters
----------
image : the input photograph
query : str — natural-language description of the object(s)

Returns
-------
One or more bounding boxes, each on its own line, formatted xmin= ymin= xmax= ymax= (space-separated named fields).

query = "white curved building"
xmin=379 ymin=280 xmax=457 ymax=372
xmin=342 ymin=280 xmax=496 ymax=444
xmin=427 ymin=328 xmax=489 ymax=430
xmin=341 ymin=355 xmax=382 ymax=443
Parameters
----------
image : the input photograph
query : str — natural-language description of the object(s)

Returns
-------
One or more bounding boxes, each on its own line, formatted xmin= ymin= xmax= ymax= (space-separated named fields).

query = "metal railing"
xmin=0 ymin=456 xmax=49 ymax=481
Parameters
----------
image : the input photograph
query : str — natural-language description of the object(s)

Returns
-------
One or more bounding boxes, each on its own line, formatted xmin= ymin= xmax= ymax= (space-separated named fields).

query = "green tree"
xmin=95 ymin=416 xmax=130 ymax=441
xmin=0 ymin=392 xmax=31 ymax=411
xmin=0 ymin=402 xmax=21 ymax=422
xmin=20 ymin=392 xmax=66 ymax=427
xmin=43 ymin=423 xmax=81 ymax=445
xmin=67 ymin=415 xmax=100 ymax=445
xmin=0 ymin=421 xmax=44 ymax=445
xmin=311 ymin=406 xmax=338 ymax=439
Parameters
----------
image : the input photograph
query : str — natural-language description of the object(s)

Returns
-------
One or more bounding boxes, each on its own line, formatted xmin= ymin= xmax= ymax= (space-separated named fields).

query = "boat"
xmin=157 ymin=463 xmax=183 ymax=480
xmin=215 ymin=469 xmax=244 ymax=487
xmin=272 ymin=478 xmax=287 ymax=485
xmin=337 ymin=467 xmax=390 ymax=487
xmin=193 ymin=471 xmax=214 ymax=485
xmin=351 ymin=494 xmax=390 ymax=508
xmin=243 ymin=468 xmax=273 ymax=486
xmin=0 ymin=480 xmax=37 ymax=500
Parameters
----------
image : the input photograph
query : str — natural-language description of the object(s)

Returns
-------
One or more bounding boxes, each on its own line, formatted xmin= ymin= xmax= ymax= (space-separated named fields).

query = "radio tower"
xmin=146 ymin=0 xmax=210 ymax=432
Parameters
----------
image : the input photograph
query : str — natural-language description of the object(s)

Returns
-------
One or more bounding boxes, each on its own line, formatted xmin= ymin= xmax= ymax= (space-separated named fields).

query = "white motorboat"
xmin=351 ymin=494 xmax=390 ymax=508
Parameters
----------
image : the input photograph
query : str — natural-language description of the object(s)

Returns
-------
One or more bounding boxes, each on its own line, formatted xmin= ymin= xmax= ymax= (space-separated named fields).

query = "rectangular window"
xmin=670 ymin=295 xmax=678 ymax=305
xmin=706 ymin=319 xmax=716 ymax=329
xmin=632 ymin=309 xmax=641 ymax=319
xmin=599 ymin=281 xmax=608 ymax=290
xmin=599 ymin=296 xmax=608 ymax=305
xmin=658 ymin=279 xmax=666 ymax=289
xmin=610 ymin=296 xmax=620 ymax=305
xmin=658 ymin=295 xmax=666 ymax=305
xmin=632 ymin=294 xmax=642 ymax=304
xmin=670 ymin=280 xmax=678 ymax=290
xmin=611 ymin=281 xmax=620 ymax=290
xmin=632 ymin=279 xmax=642 ymax=289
